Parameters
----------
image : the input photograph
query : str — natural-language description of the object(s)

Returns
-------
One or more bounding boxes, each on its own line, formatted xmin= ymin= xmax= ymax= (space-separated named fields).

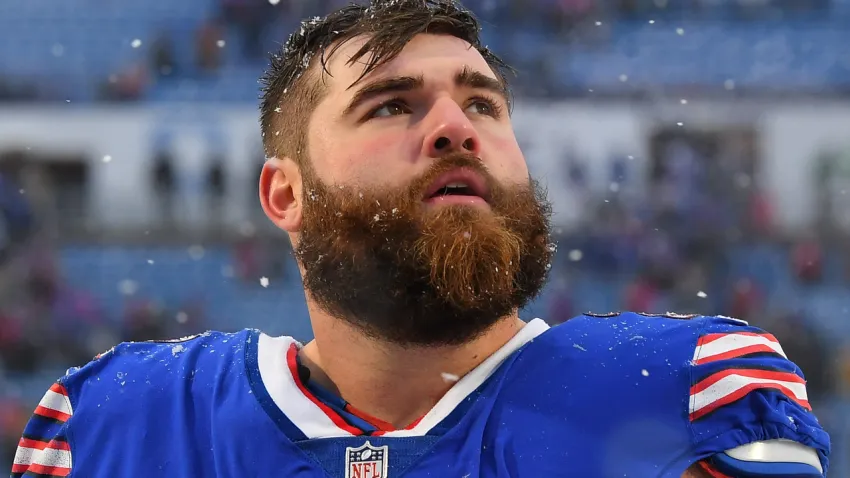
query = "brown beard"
xmin=294 ymin=153 xmax=554 ymax=346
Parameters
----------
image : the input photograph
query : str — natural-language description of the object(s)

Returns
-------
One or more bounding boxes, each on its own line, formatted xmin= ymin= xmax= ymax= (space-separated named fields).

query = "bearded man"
xmin=13 ymin=1 xmax=828 ymax=477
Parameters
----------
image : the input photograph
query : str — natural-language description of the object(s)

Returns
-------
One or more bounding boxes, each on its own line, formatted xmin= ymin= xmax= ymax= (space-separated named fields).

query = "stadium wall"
xmin=0 ymin=99 xmax=848 ymax=232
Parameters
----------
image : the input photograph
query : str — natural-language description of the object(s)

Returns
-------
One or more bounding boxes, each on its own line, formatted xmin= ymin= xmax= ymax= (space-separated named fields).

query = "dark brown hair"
xmin=258 ymin=0 xmax=514 ymax=162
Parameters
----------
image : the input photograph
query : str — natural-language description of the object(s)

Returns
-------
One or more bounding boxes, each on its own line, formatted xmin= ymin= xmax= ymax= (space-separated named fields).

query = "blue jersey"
xmin=12 ymin=313 xmax=830 ymax=477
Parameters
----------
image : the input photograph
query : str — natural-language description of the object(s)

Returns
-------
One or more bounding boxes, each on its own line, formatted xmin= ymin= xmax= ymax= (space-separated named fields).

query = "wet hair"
xmin=258 ymin=0 xmax=514 ymax=162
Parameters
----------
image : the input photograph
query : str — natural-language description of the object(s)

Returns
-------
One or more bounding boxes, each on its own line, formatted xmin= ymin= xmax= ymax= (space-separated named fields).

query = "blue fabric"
xmin=11 ymin=313 xmax=831 ymax=477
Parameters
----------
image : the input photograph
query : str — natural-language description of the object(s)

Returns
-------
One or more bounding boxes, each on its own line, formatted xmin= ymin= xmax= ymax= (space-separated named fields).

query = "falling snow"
xmin=641 ymin=369 xmax=650 ymax=377
xmin=118 ymin=279 xmax=138 ymax=296
xmin=102 ymin=155 xmax=112 ymax=163
xmin=569 ymin=249 xmax=583 ymax=261
xmin=131 ymin=39 xmax=142 ymax=48
xmin=697 ymin=291 xmax=708 ymax=298
xmin=188 ymin=245 xmax=205 ymax=260
xmin=260 ymin=277 xmax=270 ymax=288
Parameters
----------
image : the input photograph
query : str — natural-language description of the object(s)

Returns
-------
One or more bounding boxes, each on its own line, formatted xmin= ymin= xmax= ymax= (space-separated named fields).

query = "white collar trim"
xmin=256 ymin=318 xmax=550 ymax=439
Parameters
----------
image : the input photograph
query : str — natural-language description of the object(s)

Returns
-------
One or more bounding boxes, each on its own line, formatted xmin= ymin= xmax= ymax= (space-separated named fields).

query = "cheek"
xmin=482 ymin=130 xmax=528 ymax=179
xmin=325 ymin=130 xmax=414 ymax=184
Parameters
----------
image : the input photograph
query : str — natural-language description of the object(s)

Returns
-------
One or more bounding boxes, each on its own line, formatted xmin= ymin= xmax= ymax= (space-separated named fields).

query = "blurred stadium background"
xmin=2 ymin=0 xmax=850 ymax=473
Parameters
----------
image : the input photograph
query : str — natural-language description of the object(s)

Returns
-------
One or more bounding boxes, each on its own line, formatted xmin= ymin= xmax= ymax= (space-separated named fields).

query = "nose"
xmin=422 ymin=99 xmax=481 ymax=158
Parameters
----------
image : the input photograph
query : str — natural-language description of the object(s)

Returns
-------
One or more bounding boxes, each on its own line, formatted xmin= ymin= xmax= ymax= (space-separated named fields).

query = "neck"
xmin=299 ymin=302 xmax=526 ymax=429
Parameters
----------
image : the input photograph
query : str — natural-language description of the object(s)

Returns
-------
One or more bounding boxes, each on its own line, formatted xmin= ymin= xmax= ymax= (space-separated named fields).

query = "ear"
xmin=259 ymin=157 xmax=303 ymax=233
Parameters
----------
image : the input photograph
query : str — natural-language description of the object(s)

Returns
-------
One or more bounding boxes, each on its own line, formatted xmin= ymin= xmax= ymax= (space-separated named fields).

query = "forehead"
xmin=322 ymin=33 xmax=497 ymax=97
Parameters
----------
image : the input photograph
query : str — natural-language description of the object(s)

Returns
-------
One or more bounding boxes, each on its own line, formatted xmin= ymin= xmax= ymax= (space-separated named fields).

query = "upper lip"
xmin=423 ymin=168 xmax=490 ymax=201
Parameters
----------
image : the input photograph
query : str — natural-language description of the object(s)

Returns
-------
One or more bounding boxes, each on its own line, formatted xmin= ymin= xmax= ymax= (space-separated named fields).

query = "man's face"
xmin=288 ymin=33 xmax=553 ymax=346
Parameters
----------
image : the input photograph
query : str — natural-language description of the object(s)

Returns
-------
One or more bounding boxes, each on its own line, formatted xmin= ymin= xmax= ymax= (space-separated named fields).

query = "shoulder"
xmin=541 ymin=311 xmax=793 ymax=369
xmin=61 ymin=329 xmax=255 ymax=409
xmin=12 ymin=329 xmax=258 ymax=477
xmin=533 ymin=311 xmax=731 ymax=367
xmin=525 ymin=312 xmax=830 ymax=476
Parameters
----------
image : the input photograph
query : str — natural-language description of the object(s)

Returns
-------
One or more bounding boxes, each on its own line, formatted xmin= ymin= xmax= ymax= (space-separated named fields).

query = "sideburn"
xmin=295 ymin=156 xmax=553 ymax=346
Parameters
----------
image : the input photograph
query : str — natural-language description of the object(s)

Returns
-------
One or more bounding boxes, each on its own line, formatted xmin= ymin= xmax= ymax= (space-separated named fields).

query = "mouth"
xmin=423 ymin=168 xmax=490 ymax=205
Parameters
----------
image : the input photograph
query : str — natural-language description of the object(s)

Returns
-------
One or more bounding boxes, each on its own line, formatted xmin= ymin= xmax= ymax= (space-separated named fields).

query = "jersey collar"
xmin=251 ymin=318 xmax=550 ymax=440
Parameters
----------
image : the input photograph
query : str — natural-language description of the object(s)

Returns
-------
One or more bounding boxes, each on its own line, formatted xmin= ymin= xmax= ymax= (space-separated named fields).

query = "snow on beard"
xmin=294 ymin=153 xmax=553 ymax=346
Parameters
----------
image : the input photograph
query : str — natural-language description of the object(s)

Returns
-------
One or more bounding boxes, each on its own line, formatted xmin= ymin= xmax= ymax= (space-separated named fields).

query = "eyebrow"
xmin=343 ymin=75 xmax=424 ymax=117
xmin=342 ymin=66 xmax=509 ymax=117
xmin=454 ymin=66 xmax=509 ymax=105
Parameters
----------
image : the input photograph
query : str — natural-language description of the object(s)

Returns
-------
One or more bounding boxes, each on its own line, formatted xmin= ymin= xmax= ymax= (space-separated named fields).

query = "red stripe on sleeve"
xmin=34 ymin=405 xmax=72 ymax=423
xmin=694 ymin=343 xmax=784 ymax=365
xmin=48 ymin=383 xmax=69 ymax=397
xmin=690 ymin=368 xmax=804 ymax=395
xmin=690 ymin=382 xmax=811 ymax=421
xmin=17 ymin=437 xmax=50 ymax=451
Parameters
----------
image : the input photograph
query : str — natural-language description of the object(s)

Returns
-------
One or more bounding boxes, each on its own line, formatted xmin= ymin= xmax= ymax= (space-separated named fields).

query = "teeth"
xmin=445 ymin=182 xmax=468 ymax=189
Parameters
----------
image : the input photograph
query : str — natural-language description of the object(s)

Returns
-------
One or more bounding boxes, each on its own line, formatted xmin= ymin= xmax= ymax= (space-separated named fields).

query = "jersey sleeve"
xmin=11 ymin=378 xmax=75 ymax=477
xmin=687 ymin=316 xmax=831 ymax=475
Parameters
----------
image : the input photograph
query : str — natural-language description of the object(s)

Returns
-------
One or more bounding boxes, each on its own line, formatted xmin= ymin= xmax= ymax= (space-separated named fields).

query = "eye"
xmin=368 ymin=100 xmax=411 ymax=119
xmin=465 ymin=96 xmax=503 ymax=118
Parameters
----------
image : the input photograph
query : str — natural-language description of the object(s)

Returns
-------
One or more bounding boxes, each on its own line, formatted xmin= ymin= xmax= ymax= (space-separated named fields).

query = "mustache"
xmin=403 ymin=153 xmax=496 ymax=203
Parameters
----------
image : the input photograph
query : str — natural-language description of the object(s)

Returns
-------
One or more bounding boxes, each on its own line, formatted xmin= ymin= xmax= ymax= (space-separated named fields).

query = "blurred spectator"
xmin=234 ymin=236 xmax=261 ymax=282
xmin=554 ymin=0 xmax=595 ymax=31
xmin=0 ymin=311 xmax=41 ymax=373
xmin=747 ymin=190 xmax=774 ymax=238
xmin=623 ymin=275 xmax=659 ymax=313
xmin=792 ymin=237 xmax=823 ymax=285
xmin=151 ymin=32 xmax=177 ymax=78
xmin=206 ymin=156 xmax=226 ymax=230
xmin=123 ymin=301 xmax=169 ymax=343
xmin=98 ymin=63 xmax=150 ymax=102
xmin=152 ymin=150 xmax=177 ymax=229
xmin=196 ymin=19 xmax=225 ymax=73
xmin=727 ymin=278 xmax=763 ymax=323
xmin=547 ymin=276 xmax=575 ymax=324
xmin=220 ymin=0 xmax=278 ymax=59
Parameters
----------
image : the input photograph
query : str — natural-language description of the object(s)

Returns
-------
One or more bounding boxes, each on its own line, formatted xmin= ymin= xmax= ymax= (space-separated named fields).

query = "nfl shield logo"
xmin=345 ymin=441 xmax=389 ymax=478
